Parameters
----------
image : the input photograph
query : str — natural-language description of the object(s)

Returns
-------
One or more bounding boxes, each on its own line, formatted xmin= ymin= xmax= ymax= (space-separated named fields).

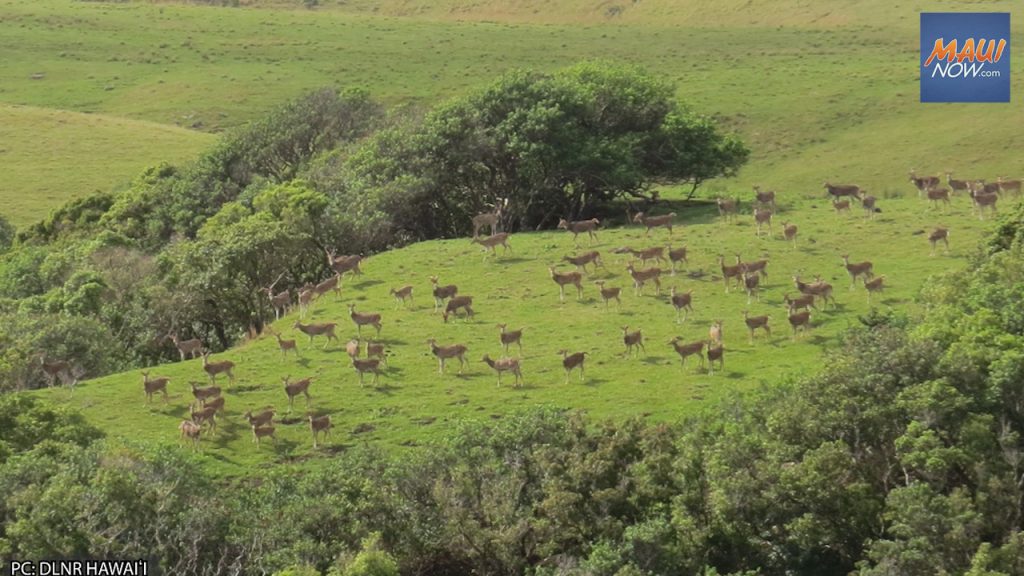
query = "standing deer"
xmin=563 ymin=251 xmax=603 ymax=274
xmin=784 ymin=292 xmax=816 ymax=314
xmin=390 ymin=285 xmax=414 ymax=309
xmin=178 ymin=420 xmax=202 ymax=451
xmin=998 ymin=176 xmax=1021 ymax=196
xmin=666 ymin=245 xmax=689 ymax=276
xmin=430 ymin=276 xmax=459 ymax=313
xmin=365 ymin=341 xmax=387 ymax=367
xmin=669 ymin=287 xmax=693 ymax=324
xmin=753 ymin=208 xmax=773 ymax=237
xmin=860 ymin=193 xmax=878 ymax=219
xmin=352 ymin=358 xmax=382 ymax=386
xmin=201 ymin=352 xmax=236 ymax=385
xmin=926 ymin=187 xmax=951 ymax=210
xmin=309 ymin=414 xmax=332 ymax=448
xmin=707 ymin=342 xmax=725 ymax=375
xmin=481 ymin=355 xmax=523 ymax=387
xmin=190 ymin=381 xmax=221 ymax=409
xmin=633 ymin=212 xmax=676 ymax=237
xmin=971 ymin=188 xmax=998 ymax=220
xmin=909 ymin=170 xmax=940 ymax=197
xmin=283 ymin=376 xmax=312 ymax=412
xmin=717 ymin=197 xmax=738 ymax=222
xmin=841 ymin=255 xmax=874 ymax=289
xmin=929 ymin=227 xmax=950 ymax=255
xmin=557 ymin=218 xmax=600 ymax=246
xmin=594 ymin=281 xmax=622 ymax=308
xmin=669 ymin=338 xmax=705 ymax=370
xmin=626 ymin=262 xmax=662 ymax=296
xmin=558 ymin=350 xmax=587 ymax=383
xmin=166 ymin=332 xmax=205 ymax=361
xmin=190 ymin=405 xmax=218 ymax=436
xmin=270 ymin=329 xmax=299 ymax=358
xmin=142 ymin=371 xmax=170 ymax=404
xmin=788 ymin=310 xmax=812 ymax=340
xmin=753 ymin=185 xmax=777 ymax=211
xmin=718 ymin=255 xmax=744 ymax=293
xmin=348 ymin=304 xmax=382 ymax=338
xmin=471 ymin=200 xmax=506 ymax=238
xmin=743 ymin=273 xmax=761 ymax=304
xmin=945 ymin=172 xmax=971 ymax=194
xmin=742 ymin=311 xmax=771 ymax=344
xmin=622 ymin=326 xmax=645 ymax=358
xmin=628 ymin=246 xmax=666 ymax=266
xmin=864 ymin=275 xmax=886 ymax=304
xmin=781 ymin=221 xmax=798 ymax=247
xmin=427 ymin=339 xmax=468 ymax=374
xmin=824 ymin=182 xmax=861 ymax=200
xmin=326 ymin=249 xmax=364 ymax=277
xmin=244 ymin=408 xmax=276 ymax=429
xmin=293 ymin=321 xmax=339 ymax=349
xmin=442 ymin=295 xmax=475 ymax=323
xmin=471 ymin=232 xmax=513 ymax=259
xmin=549 ymin=267 xmax=584 ymax=302
xmin=263 ymin=273 xmax=292 ymax=320
xmin=709 ymin=319 xmax=724 ymax=345
xmin=793 ymin=276 xmax=836 ymax=309
xmin=297 ymin=284 xmax=315 ymax=319
xmin=252 ymin=425 xmax=276 ymax=447
xmin=498 ymin=324 xmax=524 ymax=354
xmin=312 ymin=273 xmax=342 ymax=302
xmin=832 ymin=198 xmax=852 ymax=215
xmin=37 ymin=355 xmax=71 ymax=388
xmin=736 ymin=254 xmax=769 ymax=279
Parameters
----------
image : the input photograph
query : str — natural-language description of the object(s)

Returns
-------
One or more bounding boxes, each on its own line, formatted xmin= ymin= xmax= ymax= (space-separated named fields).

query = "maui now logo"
xmin=920 ymin=13 xmax=1010 ymax=103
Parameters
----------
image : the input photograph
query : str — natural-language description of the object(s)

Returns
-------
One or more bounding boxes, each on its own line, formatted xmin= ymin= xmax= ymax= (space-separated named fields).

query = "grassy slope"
xmin=0 ymin=104 xmax=213 ymax=227
xmin=38 ymin=190 xmax=999 ymax=477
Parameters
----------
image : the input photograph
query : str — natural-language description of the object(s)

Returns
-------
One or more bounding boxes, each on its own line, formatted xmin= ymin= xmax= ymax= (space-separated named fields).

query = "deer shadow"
xmin=640 ymin=355 xmax=668 ymax=365
xmin=348 ymin=279 xmax=384 ymax=290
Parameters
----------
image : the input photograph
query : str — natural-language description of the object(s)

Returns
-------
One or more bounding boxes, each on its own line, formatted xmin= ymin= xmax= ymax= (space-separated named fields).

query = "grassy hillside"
xmin=36 ymin=187 xmax=1001 ymax=477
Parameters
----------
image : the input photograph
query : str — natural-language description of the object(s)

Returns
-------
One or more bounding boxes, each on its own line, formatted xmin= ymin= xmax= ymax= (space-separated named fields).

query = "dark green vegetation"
xmin=5 ymin=206 xmax=1024 ymax=574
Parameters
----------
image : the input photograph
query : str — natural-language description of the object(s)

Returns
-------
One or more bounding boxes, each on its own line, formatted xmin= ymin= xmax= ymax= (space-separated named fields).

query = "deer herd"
xmin=36 ymin=171 xmax=1016 ymax=453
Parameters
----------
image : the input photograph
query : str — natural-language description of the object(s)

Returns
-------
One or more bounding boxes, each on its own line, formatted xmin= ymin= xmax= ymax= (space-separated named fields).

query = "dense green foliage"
xmin=3 ymin=209 xmax=1024 ymax=573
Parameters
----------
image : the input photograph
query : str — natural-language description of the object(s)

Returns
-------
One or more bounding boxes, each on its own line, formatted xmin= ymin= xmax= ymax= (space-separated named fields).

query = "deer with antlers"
xmin=669 ymin=287 xmax=694 ymax=324
xmin=293 ymin=321 xmax=338 ymax=349
xmin=793 ymin=276 xmax=836 ymax=309
xmin=442 ymin=295 xmax=475 ymax=323
xmin=263 ymin=273 xmax=291 ymax=320
xmin=165 ymin=331 xmax=205 ymax=362
xmin=429 ymin=276 xmax=458 ymax=314
xmin=178 ymin=420 xmax=202 ymax=451
xmin=142 ymin=370 xmax=170 ymax=404
xmin=788 ymin=310 xmax=812 ymax=340
xmin=717 ymin=197 xmax=738 ymax=222
xmin=390 ymin=285 xmax=414 ymax=309
xmin=929 ymin=227 xmax=950 ymax=255
xmin=593 ymin=281 xmax=622 ymax=308
xmin=471 ymin=232 xmax=512 ymax=259
xmin=841 ymin=255 xmax=874 ymax=289
xmin=557 ymin=217 xmax=600 ymax=246
xmin=497 ymin=324 xmax=524 ymax=354
xmin=352 ymin=358 xmax=382 ymax=386
xmin=633 ymin=212 xmax=676 ymax=237
xmin=309 ymin=413 xmax=332 ymax=449
xmin=753 ymin=185 xmax=777 ymax=211
xmin=718 ymin=255 xmax=744 ymax=293
xmin=283 ymin=376 xmax=312 ymax=412
xmin=781 ymin=222 xmax=798 ymax=247
xmin=558 ymin=350 xmax=587 ymax=383
xmin=622 ymin=326 xmax=645 ymax=358
xmin=669 ymin=337 xmax=705 ymax=370
xmin=481 ymin=355 xmax=523 ymax=387
xmin=201 ymin=352 xmax=235 ymax=385
xmin=563 ymin=251 xmax=603 ymax=275
xmin=549 ymin=267 xmax=583 ymax=302
xmin=626 ymin=262 xmax=663 ymax=296
xmin=427 ymin=339 xmax=468 ymax=374
xmin=753 ymin=208 xmax=773 ymax=237
xmin=348 ymin=304 xmax=382 ymax=338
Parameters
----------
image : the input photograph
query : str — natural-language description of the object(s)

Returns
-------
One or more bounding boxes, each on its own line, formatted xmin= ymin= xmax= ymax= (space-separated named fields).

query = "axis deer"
xmin=926 ymin=187 xmax=951 ymax=210
xmin=633 ymin=212 xmax=676 ymax=237
xmin=622 ymin=326 xmax=645 ymax=358
xmin=742 ymin=311 xmax=771 ymax=343
xmin=909 ymin=170 xmax=940 ymax=197
xmin=743 ymin=273 xmax=761 ymax=304
xmin=594 ymin=281 xmax=622 ymax=308
xmin=309 ymin=414 xmax=332 ymax=448
xmin=56 ymin=365 xmax=85 ymax=394
xmin=669 ymin=287 xmax=693 ymax=324
xmin=793 ymin=276 xmax=836 ymax=309
xmin=841 ymin=255 xmax=874 ymax=289
xmin=669 ymin=338 xmax=705 ymax=369
xmin=312 ymin=273 xmax=342 ymax=302
xmin=345 ymin=339 xmax=360 ymax=359
xmin=753 ymin=185 xmax=777 ymax=211
xmin=788 ymin=310 xmax=812 ymax=340
xmin=471 ymin=199 xmax=506 ymax=237
xmin=471 ymin=232 xmax=512 ymax=259
xmin=717 ymin=197 xmax=738 ymax=221
xmin=753 ymin=208 xmax=773 ymax=237
xmin=297 ymin=284 xmax=315 ymax=319
xmin=442 ymin=295 xmax=475 ymax=323
xmin=628 ymin=246 xmax=666 ymax=266
xmin=365 ymin=341 xmax=387 ymax=366
xmin=864 ymin=275 xmax=886 ymax=304
xmin=626 ymin=262 xmax=662 ymax=296
xmin=178 ymin=420 xmax=202 ymax=450
xmin=972 ymin=180 xmax=1001 ymax=196
xmin=860 ymin=194 xmax=877 ymax=219
xmin=945 ymin=172 xmax=971 ymax=194
xmin=929 ymin=227 xmax=950 ymax=255
xmin=824 ymin=182 xmax=861 ymax=200
xmin=348 ymin=304 xmax=382 ymax=338
xmin=326 ymin=249 xmax=364 ymax=277
xmin=667 ymin=245 xmax=689 ymax=275
xmin=735 ymin=254 xmax=769 ymax=279
xmin=781 ymin=222 xmax=798 ymax=247
xmin=784 ymin=292 xmax=816 ymax=314
xmin=998 ymin=176 xmax=1021 ymax=196
xmin=563 ymin=251 xmax=603 ymax=274
xmin=971 ymin=188 xmax=998 ymax=220
xmin=190 ymin=381 xmax=221 ymax=408
xmin=706 ymin=342 xmax=725 ymax=375
xmin=389 ymin=285 xmax=414 ymax=309
xmin=264 ymin=273 xmax=292 ymax=320
xmin=709 ymin=319 xmax=724 ymax=345
xmin=167 ymin=332 xmax=205 ymax=361
xmin=244 ymin=408 xmax=275 ymax=429
xmin=252 ymin=425 xmax=276 ymax=447
xmin=203 ymin=396 xmax=226 ymax=414
xmin=352 ymin=358 xmax=382 ymax=386
xmin=833 ymin=198 xmax=851 ymax=215
xmin=498 ymin=324 xmax=523 ymax=354
xmin=429 ymin=276 xmax=458 ymax=313
xmin=481 ymin=355 xmax=523 ymax=387
xmin=718 ymin=255 xmax=744 ymax=293
xmin=549 ymin=267 xmax=584 ymax=302
xmin=190 ymin=404 xmax=218 ymax=436
xmin=283 ymin=376 xmax=312 ymax=412
xmin=142 ymin=371 xmax=170 ymax=404
xmin=427 ymin=339 xmax=468 ymax=374
xmin=557 ymin=217 xmax=600 ymax=246
xmin=37 ymin=356 xmax=71 ymax=388
xmin=293 ymin=321 xmax=339 ymax=349
xmin=558 ymin=350 xmax=587 ymax=383
xmin=271 ymin=329 xmax=299 ymax=358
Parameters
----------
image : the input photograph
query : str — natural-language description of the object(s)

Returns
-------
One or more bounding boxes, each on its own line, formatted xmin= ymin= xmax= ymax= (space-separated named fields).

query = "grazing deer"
xmin=352 ymin=358 xmax=382 ymax=386
xmin=633 ymin=212 xmax=676 ymax=237
xmin=309 ymin=414 xmax=332 ymax=448
xmin=190 ymin=404 xmax=218 ymax=436
xmin=735 ymin=254 xmax=769 ymax=279
xmin=622 ymin=326 xmax=645 ymax=358
xmin=864 ymin=275 xmax=886 ymax=304
xmin=971 ymin=188 xmax=998 ymax=220
xmin=709 ymin=319 xmax=724 ymax=345
xmin=549 ymin=267 xmax=584 ymax=302
xmin=471 ymin=232 xmax=512 ymax=259
xmin=929 ymin=227 xmax=950 ymax=255
xmin=788 ymin=310 xmax=812 ymax=340
xmin=841 ymin=255 xmax=874 ymax=289
xmin=753 ymin=185 xmax=777 ymax=211
xmin=190 ymin=381 xmax=221 ymax=408
xmin=348 ymin=304 xmax=383 ymax=338
xmin=427 ymin=339 xmax=468 ymax=374
xmin=37 ymin=356 xmax=71 ymax=388
xmin=832 ymin=198 xmax=851 ymax=215
xmin=743 ymin=273 xmax=761 ymax=304
xmin=669 ymin=287 xmax=694 ymax=324
xmin=429 ymin=276 xmax=458 ymax=313
xmin=142 ymin=370 xmax=170 ymax=404
xmin=442 ymin=295 xmax=475 ymax=323
xmin=781 ymin=221 xmax=798 ymax=247
xmin=312 ymin=273 xmax=342 ymax=302
xmin=594 ymin=281 xmax=622 ymax=308
xmin=784 ymin=292 xmax=816 ymax=314
xmin=718 ymin=255 xmax=744 ymax=293
xmin=706 ymin=342 xmax=725 ymax=375
xmin=793 ymin=276 xmax=836 ymax=309
xmin=293 ymin=321 xmax=339 ymax=349
xmin=860 ymin=194 xmax=878 ymax=219
xmin=945 ymin=172 xmax=971 ymax=194
xmin=824 ymin=182 xmax=861 ymax=200
xmin=563 ymin=251 xmax=603 ymax=274
xmin=666 ymin=244 xmax=689 ymax=275
xmin=926 ymin=187 xmax=951 ymax=210
xmin=669 ymin=338 xmax=705 ymax=370
xmin=283 ymin=376 xmax=312 ymax=412
xmin=264 ymin=273 xmax=292 ymax=320
xmin=717 ymin=197 xmax=738 ymax=221
xmin=998 ymin=176 xmax=1021 ymax=196
xmin=628 ymin=246 xmax=666 ymax=266
xmin=326 ymin=249 xmax=364 ymax=277
xmin=557 ymin=217 xmax=600 ymax=246
xmin=498 ymin=324 xmax=524 ymax=354
xmin=909 ymin=170 xmax=940 ymax=197
xmin=244 ymin=408 xmax=276 ymax=429
xmin=166 ymin=332 xmax=205 ymax=361
xmin=365 ymin=341 xmax=387 ymax=366
xmin=471 ymin=200 xmax=506 ymax=237
xmin=626 ymin=262 xmax=663 ymax=296
xmin=389 ymin=285 xmax=414 ymax=309
xmin=481 ymin=355 xmax=523 ymax=387
xmin=178 ymin=420 xmax=202 ymax=451
xmin=753 ymin=208 xmax=773 ymax=237
xmin=742 ymin=311 xmax=771 ymax=344
xmin=252 ymin=425 xmax=276 ymax=447
xmin=558 ymin=350 xmax=587 ymax=383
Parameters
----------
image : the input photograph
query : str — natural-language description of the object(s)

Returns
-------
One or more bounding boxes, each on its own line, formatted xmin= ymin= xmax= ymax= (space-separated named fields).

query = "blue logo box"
xmin=920 ymin=12 xmax=1010 ymax=103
